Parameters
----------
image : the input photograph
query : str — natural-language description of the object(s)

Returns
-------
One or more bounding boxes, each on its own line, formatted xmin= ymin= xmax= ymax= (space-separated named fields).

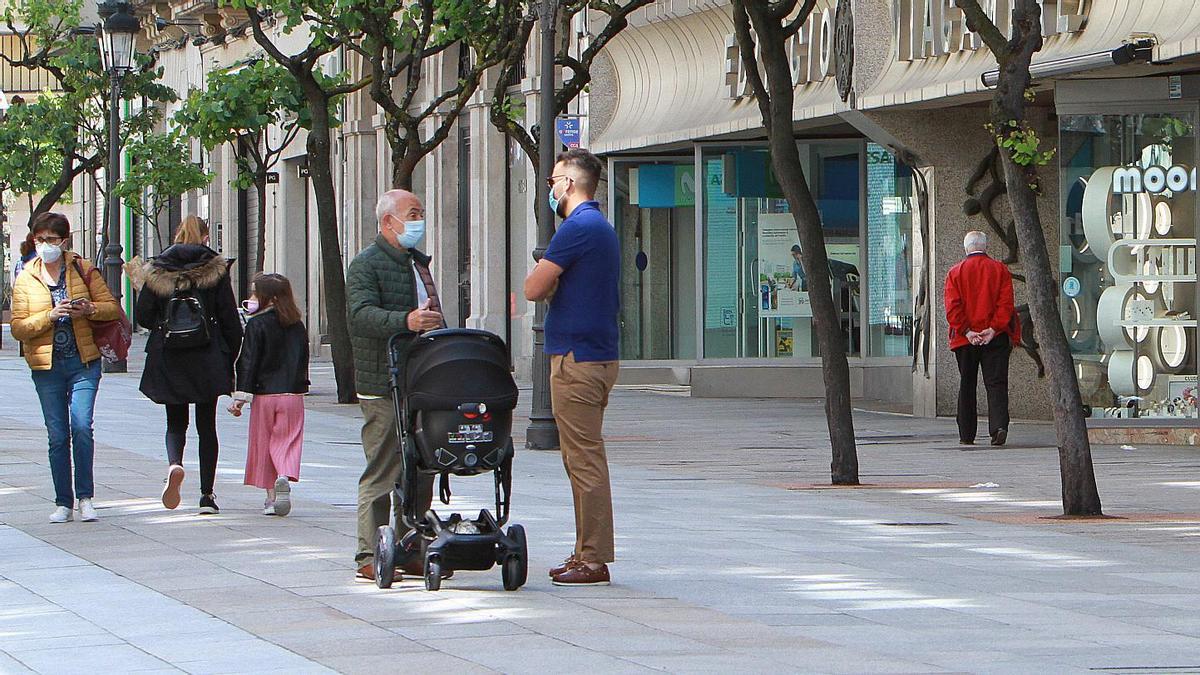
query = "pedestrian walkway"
xmin=3 ymin=337 xmax=1200 ymax=672
xmin=0 ymin=525 xmax=328 ymax=673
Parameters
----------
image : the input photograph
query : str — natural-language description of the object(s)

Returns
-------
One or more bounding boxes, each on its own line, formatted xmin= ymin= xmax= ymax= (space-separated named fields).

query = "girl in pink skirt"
xmin=228 ymin=273 xmax=309 ymax=516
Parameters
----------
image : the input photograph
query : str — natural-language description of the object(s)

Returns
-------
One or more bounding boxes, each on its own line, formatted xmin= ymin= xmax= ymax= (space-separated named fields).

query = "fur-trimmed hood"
xmin=142 ymin=244 xmax=232 ymax=297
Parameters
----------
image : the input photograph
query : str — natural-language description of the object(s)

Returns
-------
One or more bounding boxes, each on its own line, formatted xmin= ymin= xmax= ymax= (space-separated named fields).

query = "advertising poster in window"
xmin=757 ymin=214 xmax=813 ymax=318
xmin=704 ymin=160 xmax=741 ymax=330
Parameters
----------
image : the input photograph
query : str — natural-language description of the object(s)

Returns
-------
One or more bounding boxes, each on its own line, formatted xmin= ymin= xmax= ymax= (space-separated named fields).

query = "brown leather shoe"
xmin=549 ymin=554 xmax=577 ymax=578
xmin=552 ymin=562 xmax=610 ymax=586
xmin=355 ymin=563 xmax=402 ymax=584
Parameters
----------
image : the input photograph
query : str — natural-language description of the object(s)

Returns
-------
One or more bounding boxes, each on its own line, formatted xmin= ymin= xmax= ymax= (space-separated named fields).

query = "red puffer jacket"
xmin=944 ymin=252 xmax=1021 ymax=351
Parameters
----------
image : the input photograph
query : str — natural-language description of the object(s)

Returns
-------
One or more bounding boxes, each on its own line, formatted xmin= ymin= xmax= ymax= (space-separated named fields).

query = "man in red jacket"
xmin=944 ymin=231 xmax=1020 ymax=446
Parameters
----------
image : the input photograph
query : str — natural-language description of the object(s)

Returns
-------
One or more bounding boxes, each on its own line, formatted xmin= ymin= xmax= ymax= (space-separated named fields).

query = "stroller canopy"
xmin=400 ymin=329 xmax=519 ymax=411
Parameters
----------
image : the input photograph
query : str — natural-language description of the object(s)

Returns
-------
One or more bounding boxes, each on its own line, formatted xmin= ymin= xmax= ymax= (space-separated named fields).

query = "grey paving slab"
xmin=0 ymin=651 xmax=36 ymax=674
xmin=0 ymin=525 xmax=325 ymax=674
xmin=3 ymin=644 xmax=174 ymax=673
xmin=313 ymin=651 xmax=494 ymax=675
xmin=6 ymin=342 xmax=1200 ymax=672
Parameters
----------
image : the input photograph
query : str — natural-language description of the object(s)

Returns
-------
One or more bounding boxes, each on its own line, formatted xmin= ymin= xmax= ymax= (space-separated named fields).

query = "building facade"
xmin=24 ymin=0 xmax=1200 ymax=440
xmin=587 ymin=0 xmax=1200 ymax=442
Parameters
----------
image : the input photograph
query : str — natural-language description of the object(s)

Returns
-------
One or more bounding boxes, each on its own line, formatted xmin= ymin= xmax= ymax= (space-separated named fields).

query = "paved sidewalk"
xmin=2 ymin=335 xmax=1200 ymax=673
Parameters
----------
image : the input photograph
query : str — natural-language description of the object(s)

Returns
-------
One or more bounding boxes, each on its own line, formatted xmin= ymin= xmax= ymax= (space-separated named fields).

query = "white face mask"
xmin=36 ymin=242 xmax=63 ymax=264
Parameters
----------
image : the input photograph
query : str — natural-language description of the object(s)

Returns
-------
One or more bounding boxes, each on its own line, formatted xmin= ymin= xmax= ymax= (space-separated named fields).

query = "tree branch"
xmin=782 ymin=0 xmax=817 ymax=38
xmin=329 ymin=75 xmax=371 ymax=97
xmin=767 ymin=0 xmax=800 ymax=22
xmin=732 ymin=0 xmax=772 ymax=125
xmin=955 ymin=0 xmax=1010 ymax=59
xmin=246 ymin=9 xmax=297 ymax=69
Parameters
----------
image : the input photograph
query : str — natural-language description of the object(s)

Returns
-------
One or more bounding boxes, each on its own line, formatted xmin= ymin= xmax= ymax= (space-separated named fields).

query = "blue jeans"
xmin=31 ymin=354 xmax=102 ymax=507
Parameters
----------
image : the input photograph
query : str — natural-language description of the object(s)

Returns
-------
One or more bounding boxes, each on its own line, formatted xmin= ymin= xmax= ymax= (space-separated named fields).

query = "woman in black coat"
xmin=136 ymin=217 xmax=242 ymax=514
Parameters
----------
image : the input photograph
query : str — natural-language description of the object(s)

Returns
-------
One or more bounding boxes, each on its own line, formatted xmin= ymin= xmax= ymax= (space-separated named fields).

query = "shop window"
xmin=866 ymin=143 xmax=916 ymax=357
xmin=1059 ymin=113 xmax=1198 ymax=419
xmin=701 ymin=143 xmax=863 ymax=359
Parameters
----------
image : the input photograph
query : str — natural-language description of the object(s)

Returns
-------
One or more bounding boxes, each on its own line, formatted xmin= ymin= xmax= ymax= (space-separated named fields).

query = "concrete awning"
xmin=594 ymin=0 xmax=1200 ymax=154
xmin=591 ymin=4 xmax=849 ymax=155
xmin=859 ymin=1 xmax=1200 ymax=111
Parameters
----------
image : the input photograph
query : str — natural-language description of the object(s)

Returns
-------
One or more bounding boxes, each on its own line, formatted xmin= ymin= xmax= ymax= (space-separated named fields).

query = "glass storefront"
xmin=701 ymin=142 xmax=864 ymax=359
xmin=1059 ymin=111 xmax=1198 ymax=420
xmin=866 ymin=144 xmax=917 ymax=357
xmin=612 ymin=160 xmax=698 ymax=360
xmin=612 ymin=141 xmax=916 ymax=364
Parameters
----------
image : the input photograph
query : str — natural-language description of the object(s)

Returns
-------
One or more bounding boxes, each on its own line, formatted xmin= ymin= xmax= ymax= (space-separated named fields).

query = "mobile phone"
xmin=69 ymin=298 xmax=87 ymax=306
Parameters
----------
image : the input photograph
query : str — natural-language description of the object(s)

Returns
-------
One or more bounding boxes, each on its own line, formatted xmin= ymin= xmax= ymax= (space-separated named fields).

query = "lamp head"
xmin=98 ymin=1 xmax=140 ymax=75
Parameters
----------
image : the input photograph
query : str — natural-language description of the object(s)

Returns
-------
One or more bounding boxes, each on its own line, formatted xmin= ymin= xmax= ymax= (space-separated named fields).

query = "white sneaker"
xmin=273 ymin=476 xmax=291 ymax=516
xmin=162 ymin=465 xmax=185 ymax=510
xmin=262 ymin=502 xmax=277 ymax=516
xmin=78 ymin=499 xmax=98 ymax=522
xmin=49 ymin=506 xmax=73 ymax=523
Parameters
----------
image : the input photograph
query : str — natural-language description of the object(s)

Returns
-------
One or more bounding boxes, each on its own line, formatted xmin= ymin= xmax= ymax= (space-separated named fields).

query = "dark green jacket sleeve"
xmin=347 ymin=256 xmax=414 ymax=339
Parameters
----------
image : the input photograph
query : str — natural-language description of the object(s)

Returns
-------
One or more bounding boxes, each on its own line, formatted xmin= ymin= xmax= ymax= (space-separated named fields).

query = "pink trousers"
xmin=244 ymin=394 xmax=304 ymax=490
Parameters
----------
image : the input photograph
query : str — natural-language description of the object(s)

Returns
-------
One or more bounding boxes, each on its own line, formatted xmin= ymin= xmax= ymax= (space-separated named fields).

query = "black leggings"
xmin=165 ymin=401 xmax=219 ymax=496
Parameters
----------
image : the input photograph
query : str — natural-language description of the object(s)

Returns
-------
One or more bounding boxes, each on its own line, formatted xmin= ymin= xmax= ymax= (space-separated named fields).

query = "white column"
xmin=466 ymin=103 xmax=509 ymax=337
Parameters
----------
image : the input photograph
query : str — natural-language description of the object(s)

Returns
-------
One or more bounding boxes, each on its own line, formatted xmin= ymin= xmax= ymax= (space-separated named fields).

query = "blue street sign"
xmin=556 ymin=117 xmax=581 ymax=148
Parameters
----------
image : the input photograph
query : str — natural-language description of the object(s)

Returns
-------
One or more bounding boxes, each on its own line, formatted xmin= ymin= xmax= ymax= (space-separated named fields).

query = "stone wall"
xmin=853 ymin=105 xmax=1060 ymax=421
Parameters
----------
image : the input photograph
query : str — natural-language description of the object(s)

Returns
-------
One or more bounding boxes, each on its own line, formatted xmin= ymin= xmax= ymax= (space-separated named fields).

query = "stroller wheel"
xmin=425 ymin=556 xmax=443 ymax=592
xmin=374 ymin=526 xmax=397 ymax=589
xmin=502 ymin=524 xmax=528 ymax=591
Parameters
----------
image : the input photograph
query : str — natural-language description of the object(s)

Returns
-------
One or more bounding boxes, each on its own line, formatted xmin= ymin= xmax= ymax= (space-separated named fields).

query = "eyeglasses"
xmin=33 ymin=236 xmax=65 ymax=245
xmin=546 ymin=175 xmax=573 ymax=188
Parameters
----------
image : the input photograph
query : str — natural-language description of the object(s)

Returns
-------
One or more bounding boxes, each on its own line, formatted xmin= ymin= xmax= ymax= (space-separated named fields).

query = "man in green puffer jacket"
xmin=347 ymin=189 xmax=445 ymax=584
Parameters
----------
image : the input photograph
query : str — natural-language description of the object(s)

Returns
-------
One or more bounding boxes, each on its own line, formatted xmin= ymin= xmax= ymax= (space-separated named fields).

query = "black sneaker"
xmin=991 ymin=429 xmax=1008 ymax=446
xmin=199 ymin=494 xmax=220 ymax=515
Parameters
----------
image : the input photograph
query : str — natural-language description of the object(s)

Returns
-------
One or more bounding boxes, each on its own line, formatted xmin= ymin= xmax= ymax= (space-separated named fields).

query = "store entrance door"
xmin=613 ymin=160 xmax=698 ymax=360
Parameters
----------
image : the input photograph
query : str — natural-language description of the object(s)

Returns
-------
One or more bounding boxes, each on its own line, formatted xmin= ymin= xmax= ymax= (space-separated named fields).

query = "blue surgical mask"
xmin=548 ymin=187 xmax=561 ymax=218
xmin=394 ymin=219 xmax=426 ymax=250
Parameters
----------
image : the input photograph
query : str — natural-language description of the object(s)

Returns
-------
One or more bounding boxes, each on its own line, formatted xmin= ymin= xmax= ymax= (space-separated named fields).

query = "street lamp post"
xmin=97 ymin=1 xmax=139 ymax=374
xmin=525 ymin=0 xmax=560 ymax=451
xmin=0 ymin=88 xmax=8 ymax=351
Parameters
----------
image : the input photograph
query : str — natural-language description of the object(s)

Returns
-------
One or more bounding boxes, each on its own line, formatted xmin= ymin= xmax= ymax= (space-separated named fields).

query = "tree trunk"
xmin=979 ymin=0 xmax=1101 ymax=515
xmin=302 ymin=80 xmax=357 ymax=403
xmin=30 ymin=163 xmax=76 ymax=228
xmin=391 ymin=139 xmax=418 ymax=192
xmin=255 ymin=176 xmax=268 ymax=275
xmin=738 ymin=5 xmax=859 ymax=485
xmin=767 ymin=128 xmax=859 ymax=485
xmin=1001 ymin=159 xmax=1101 ymax=514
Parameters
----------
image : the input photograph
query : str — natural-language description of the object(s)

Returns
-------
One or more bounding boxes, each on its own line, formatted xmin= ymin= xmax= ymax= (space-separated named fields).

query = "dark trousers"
xmin=165 ymin=401 xmax=219 ymax=495
xmin=954 ymin=333 xmax=1011 ymax=443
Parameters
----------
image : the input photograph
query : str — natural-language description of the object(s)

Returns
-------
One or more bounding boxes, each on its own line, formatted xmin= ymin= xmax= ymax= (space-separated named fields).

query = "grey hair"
xmin=375 ymin=189 xmax=411 ymax=223
xmin=963 ymin=230 xmax=988 ymax=253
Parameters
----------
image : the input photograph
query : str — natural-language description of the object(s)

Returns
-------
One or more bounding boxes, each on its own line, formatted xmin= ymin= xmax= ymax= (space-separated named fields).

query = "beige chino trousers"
xmin=550 ymin=352 xmax=620 ymax=564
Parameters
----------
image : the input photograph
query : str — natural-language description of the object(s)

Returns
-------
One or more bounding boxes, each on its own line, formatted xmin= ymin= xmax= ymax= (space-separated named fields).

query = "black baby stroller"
xmin=374 ymin=329 xmax=527 ymax=591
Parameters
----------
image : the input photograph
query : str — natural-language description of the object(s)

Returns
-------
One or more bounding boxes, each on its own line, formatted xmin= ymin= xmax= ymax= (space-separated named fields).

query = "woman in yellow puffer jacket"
xmin=11 ymin=213 xmax=120 ymax=524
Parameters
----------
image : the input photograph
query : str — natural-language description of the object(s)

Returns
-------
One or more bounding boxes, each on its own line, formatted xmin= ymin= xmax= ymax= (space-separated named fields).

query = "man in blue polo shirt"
xmin=525 ymin=148 xmax=620 ymax=587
